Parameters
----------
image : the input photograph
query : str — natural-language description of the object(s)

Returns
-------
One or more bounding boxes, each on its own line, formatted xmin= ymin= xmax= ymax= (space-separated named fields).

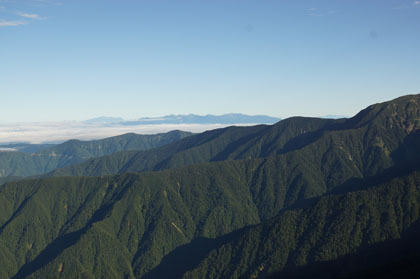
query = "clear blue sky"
xmin=1 ymin=0 xmax=419 ymax=122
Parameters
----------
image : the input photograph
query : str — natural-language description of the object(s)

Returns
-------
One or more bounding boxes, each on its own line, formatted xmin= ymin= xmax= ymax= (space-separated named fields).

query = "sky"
xmin=1 ymin=0 xmax=420 ymax=122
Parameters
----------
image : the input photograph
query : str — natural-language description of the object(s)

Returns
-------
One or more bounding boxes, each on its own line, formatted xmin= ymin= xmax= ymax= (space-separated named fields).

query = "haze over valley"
xmin=0 ymin=114 xmax=280 ymax=144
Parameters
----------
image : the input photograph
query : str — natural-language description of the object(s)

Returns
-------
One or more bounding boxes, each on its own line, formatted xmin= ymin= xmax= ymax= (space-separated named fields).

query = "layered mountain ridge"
xmin=0 ymin=94 xmax=419 ymax=278
xmin=0 ymin=130 xmax=192 ymax=179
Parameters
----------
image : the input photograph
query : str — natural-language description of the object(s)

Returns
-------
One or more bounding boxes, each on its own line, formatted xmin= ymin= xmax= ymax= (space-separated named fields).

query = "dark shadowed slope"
xmin=181 ymin=169 xmax=420 ymax=279
xmin=3 ymin=135 xmax=420 ymax=278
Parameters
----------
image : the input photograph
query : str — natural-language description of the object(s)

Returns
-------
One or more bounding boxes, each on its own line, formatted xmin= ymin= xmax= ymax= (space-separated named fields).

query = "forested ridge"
xmin=0 ymin=130 xmax=191 ymax=178
xmin=0 ymin=94 xmax=419 ymax=278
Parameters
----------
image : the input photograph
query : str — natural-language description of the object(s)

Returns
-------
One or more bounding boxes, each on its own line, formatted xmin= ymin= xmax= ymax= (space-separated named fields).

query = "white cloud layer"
xmin=0 ymin=19 xmax=26 ymax=26
xmin=0 ymin=122 xmax=255 ymax=144
xmin=17 ymin=12 xmax=44 ymax=19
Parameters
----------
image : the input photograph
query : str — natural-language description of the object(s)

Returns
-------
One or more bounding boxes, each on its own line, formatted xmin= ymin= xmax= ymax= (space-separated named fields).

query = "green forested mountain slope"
xmin=2 ymin=131 xmax=420 ymax=279
xmin=42 ymin=130 xmax=192 ymax=159
xmin=0 ymin=130 xmax=191 ymax=178
xmin=2 ymin=143 xmax=419 ymax=278
xmin=0 ymin=161 xmax=270 ymax=279
xmin=181 ymin=169 xmax=420 ymax=279
xmin=1 ymin=94 xmax=419 ymax=279
xmin=52 ymin=95 xmax=420 ymax=188
xmin=51 ymin=117 xmax=340 ymax=177
xmin=0 ymin=176 xmax=22 ymax=186
xmin=0 ymin=150 xmax=379 ymax=278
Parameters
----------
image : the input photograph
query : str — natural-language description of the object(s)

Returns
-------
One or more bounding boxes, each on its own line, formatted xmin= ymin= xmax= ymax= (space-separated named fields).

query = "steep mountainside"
xmin=0 ymin=130 xmax=192 ymax=178
xmin=0 ymin=94 xmax=419 ymax=279
xmin=6 ymin=148 xmax=417 ymax=279
xmin=3 ymin=155 xmax=420 ymax=278
xmin=51 ymin=117 xmax=339 ymax=176
xmin=53 ymin=95 xmax=420 ymax=187
xmin=181 ymin=169 xmax=420 ymax=279
xmin=0 ymin=159 xmax=289 ymax=279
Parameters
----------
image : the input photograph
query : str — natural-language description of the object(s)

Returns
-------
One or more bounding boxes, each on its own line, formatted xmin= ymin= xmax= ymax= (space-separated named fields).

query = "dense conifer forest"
xmin=1 ymin=95 xmax=420 ymax=278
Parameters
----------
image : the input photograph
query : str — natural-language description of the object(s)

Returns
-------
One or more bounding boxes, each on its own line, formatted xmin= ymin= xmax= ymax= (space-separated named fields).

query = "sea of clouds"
xmin=0 ymin=122 xmax=252 ymax=144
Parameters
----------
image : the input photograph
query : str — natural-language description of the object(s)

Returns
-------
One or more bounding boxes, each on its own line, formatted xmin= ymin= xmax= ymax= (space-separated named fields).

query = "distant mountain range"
xmin=85 ymin=113 xmax=281 ymax=125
